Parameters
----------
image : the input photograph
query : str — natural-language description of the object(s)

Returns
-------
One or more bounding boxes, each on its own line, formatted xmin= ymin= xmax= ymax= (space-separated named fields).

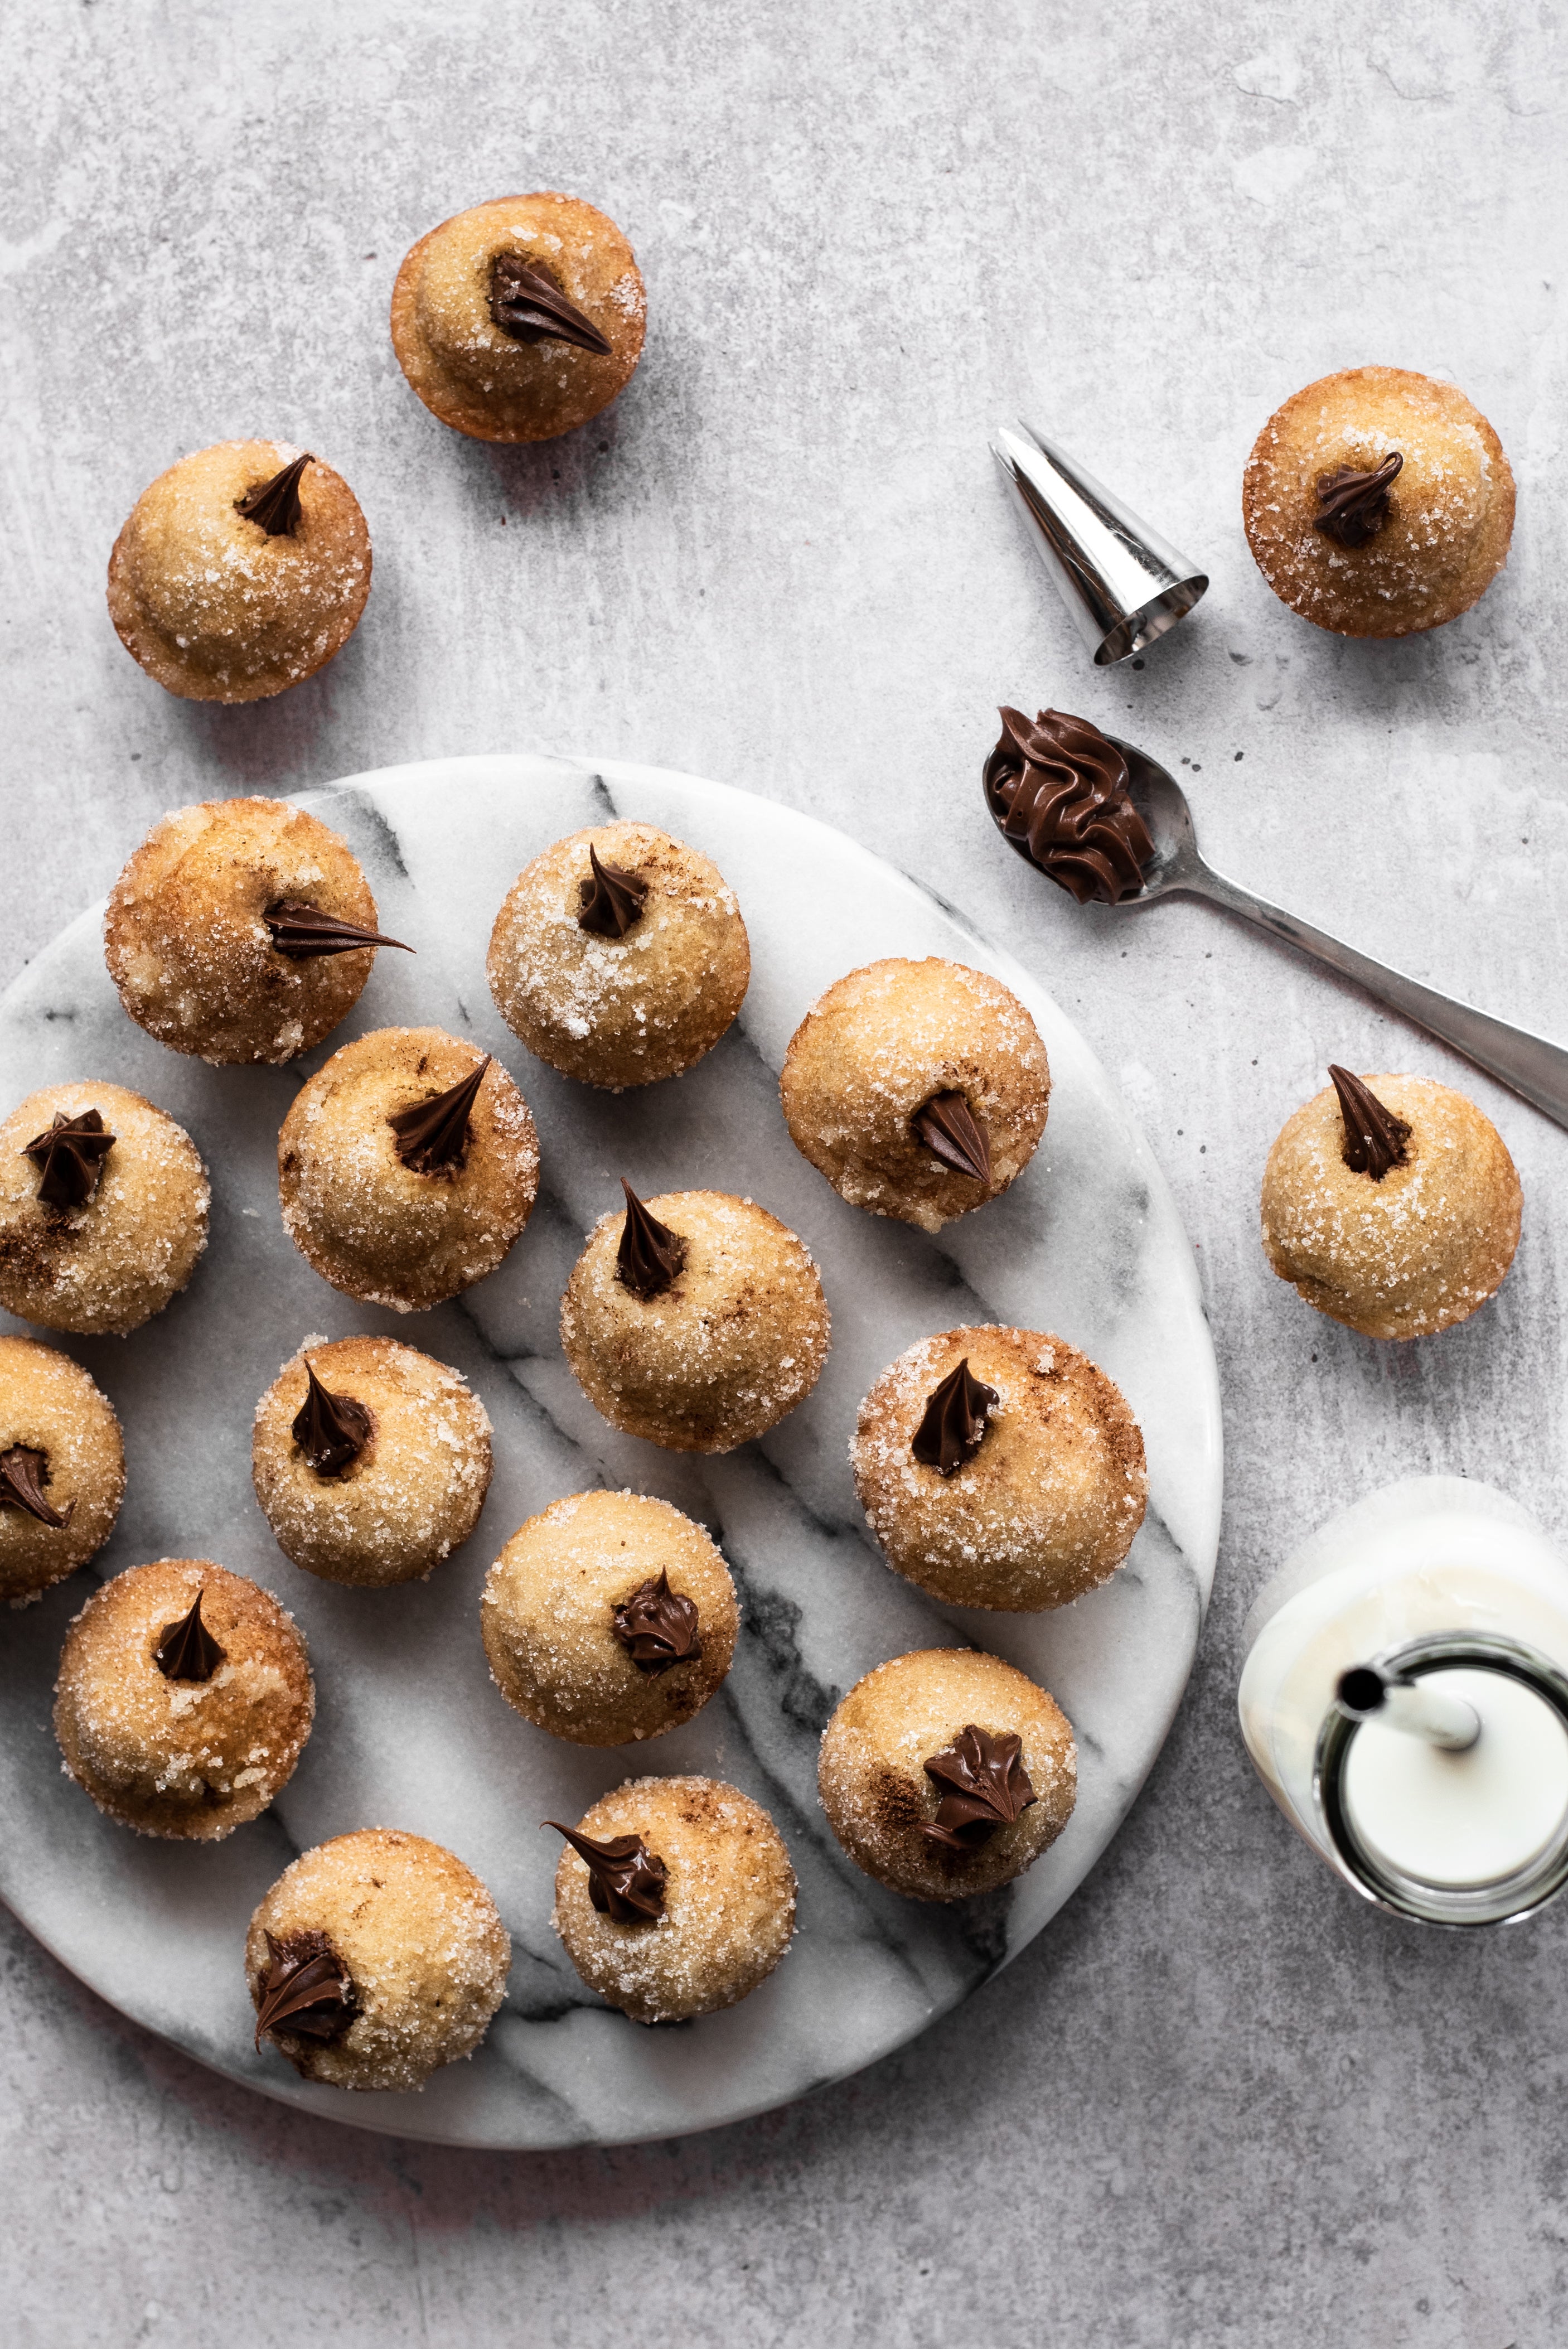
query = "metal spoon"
xmin=1106 ymin=740 xmax=1568 ymax=1132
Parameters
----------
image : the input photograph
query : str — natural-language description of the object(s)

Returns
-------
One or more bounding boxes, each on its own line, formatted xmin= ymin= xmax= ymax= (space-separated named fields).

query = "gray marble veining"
xmin=0 ymin=756 xmax=1220 ymax=2147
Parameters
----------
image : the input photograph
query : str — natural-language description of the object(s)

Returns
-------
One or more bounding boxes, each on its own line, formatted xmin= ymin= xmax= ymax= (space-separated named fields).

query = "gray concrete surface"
xmin=2 ymin=1 xmax=1564 ymax=2341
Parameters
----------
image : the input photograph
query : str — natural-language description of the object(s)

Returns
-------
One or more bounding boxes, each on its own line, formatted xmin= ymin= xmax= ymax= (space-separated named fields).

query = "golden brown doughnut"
xmin=482 ymin=1489 xmax=738 ymax=1744
xmin=780 ymin=957 xmax=1050 ymax=1233
xmin=559 ymin=1186 xmax=830 ymax=1451
xmin=851 ymin=1324 xmax=1146 ymax=1610
xmin=1260 ymin=1068 xmax=1521 ymax=1339
xmin=105 ymin=798 xmax=405 ymax=1066
xmin=251 ymin=1335 xmax=492 ymax=1586
xmin=550 ymin=1776 xmax=795 ymax=2023
xmin=1242 ymin=368 xmax=1514 ymax=637
xmin=818 ymin=1648 xmax=1076 ymax=1902
xmin=0 ymin=1081 xmax=209 ymax=1335
xmin=54 ymin=1558 xmax=312 ymax=1839
xmin=246 ymin=1828 xmax=510 ymax=2090
xmin=486 ymin=822 xmax=749 ymax=1090
xmin=107 ymin=440 xmax=371 ymax=701
xmin=391 ymin=192 xmax=645 ymax=443
xmin=0 ymin=1335 xmax=124 ymax=1607
xmin=278 ymin=1028 xmax=539 ymax=1311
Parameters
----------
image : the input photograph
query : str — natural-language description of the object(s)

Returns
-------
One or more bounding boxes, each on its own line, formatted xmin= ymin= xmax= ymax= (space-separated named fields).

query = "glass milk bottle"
xmin=1237 ymin=1476 xmax=1568 ymax=1925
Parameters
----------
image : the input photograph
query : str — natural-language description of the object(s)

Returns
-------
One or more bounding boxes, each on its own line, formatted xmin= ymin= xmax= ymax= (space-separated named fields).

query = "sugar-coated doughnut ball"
xmin=818 ymin=1649 xmax=1077 ymax=1902
xmin=104 ymin=798 xmax=403 ymax=1066
xmin=107 ymin=440 xmax=371 ymax=702
xmin=251 ymin=1335 xmax=493 ymax=1587
xmin=278 ymin=1027 xmax=539 ymax=1311
xmin=851 ymin=1325 xmax=1146 ymax=1610
xmin=0 ymin=1080 xmax=209 ymax=1335
xmin=551 ymin=1775 xmax=795 ymax=2023
xmin=781 ymin=957 xmax=1050 ymax=1233
xmin=486 ymin=821 xmax=749 ymax=1090
xmin=391 ymin=192 xmax=646 ymax=443
xmin=54 ymin=1558 xmax=313 ymax=1839
xmin=560 ymin=1187 xmax=830 ymax=1451
xmin=0 ymin=1335 xmax=124 ymax=1607
xmin=246 ymin=1828 xmax=510 ymax=2091
xmin=1260 ymin=1069 xmax=1521 ymax=1339
xmin=1242 ymin=368 xmax=1514 ymax=637
xmin=482 ymin=1488 xmax=738 ymax=1744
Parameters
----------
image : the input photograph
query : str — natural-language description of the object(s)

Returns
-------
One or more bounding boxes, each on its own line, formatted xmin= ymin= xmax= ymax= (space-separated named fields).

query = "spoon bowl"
xmin=1110 ymin=741 xmax=1206 ymax=898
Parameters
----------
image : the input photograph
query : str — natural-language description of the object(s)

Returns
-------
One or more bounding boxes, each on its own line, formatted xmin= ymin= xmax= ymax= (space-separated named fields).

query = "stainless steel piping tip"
xmin=991 ymin=420 xmax=1208 ymax=666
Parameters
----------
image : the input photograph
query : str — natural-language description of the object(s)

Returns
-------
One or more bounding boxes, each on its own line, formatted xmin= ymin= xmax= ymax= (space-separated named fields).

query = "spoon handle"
xmin=1192 ymin=866 xmax=1568 ymax=1132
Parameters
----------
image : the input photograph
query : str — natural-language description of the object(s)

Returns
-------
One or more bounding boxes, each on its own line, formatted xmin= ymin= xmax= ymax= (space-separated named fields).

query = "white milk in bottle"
xmin=1237 ymin=1476 xmax=1568 ymax=1925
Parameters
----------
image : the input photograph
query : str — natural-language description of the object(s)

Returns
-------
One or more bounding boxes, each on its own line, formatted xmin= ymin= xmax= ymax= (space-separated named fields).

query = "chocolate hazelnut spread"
xmin=546 ymin=1823 xmax=668 ymax=1921
xmin=388 ymin=1059 xmax=488 ymax=1173
xmin=611 ymin=1569 xmax=702 ymax=1674
xmin=1328 ymin=1065 xmax=1411 ymax=1180
xmin=292 ymin=1359 xmax=373 ymax=1477
xmin=912 ymin=1358 xmax=999 ymax=1476
xmin=616 ymin=1181 xmax=686 ymax=1300
xmin=984 ymin=707 xmax=1154 ymax=904
xmin=1314 ymin=452 xmax=1403 ymax=548
xmin=23 ymin=1109 xmax=115 ymax=1209
xmin=922 ymin=1724 xmax=1037 ymax=1850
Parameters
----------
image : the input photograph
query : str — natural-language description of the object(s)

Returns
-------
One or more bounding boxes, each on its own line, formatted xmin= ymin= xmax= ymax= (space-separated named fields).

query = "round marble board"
xmin=0 ymin=753 xmax=1221 ymax=2149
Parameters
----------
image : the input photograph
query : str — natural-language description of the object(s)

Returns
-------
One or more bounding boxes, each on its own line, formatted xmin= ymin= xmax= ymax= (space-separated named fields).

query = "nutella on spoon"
xmin=984 ymin=707 xmax=1154 ymax=903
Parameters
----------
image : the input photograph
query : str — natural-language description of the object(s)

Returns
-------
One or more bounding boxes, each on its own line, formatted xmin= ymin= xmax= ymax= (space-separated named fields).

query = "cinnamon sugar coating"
xmin=246 ymin=1828 xmax=510 ymax=2090
xmin=819 ymin=1648 xmax=1076 ymax=1902
xmin=552 ymin=1775 xmax=795 ymax=2023
xmin=483 ymin=1488 xmax=738 ymax=1745
xmin=54 ymin=1558 xmax=313 ymax=1839
xmin=278 ymin=1027 xmax=539 ymax=1311
xmin=560 ymin=1188 xmax=830 ymax=1452
xmin=0 ymin=1336 xmax=124 ymax=1606
xmin=0 ymin=1080 xmax=209 ymax=1335
xmin=391 ymin=192 xmax=646 ymax=443
xmin=780 ymin=958 xmax=1050 ymax=1233
xmin=1260 ymin=1072 xmax=1521 ymax=1340
xmin=851 ymin=1325 xmax=1146 ymax=1610
xmin=107 ymin=440 xmax=371 ymax=701
xmin=105 ymin=798 xmax=390 ymax=1066
xmin=487 ymin=821 xmax=749 ymax=1090
xmin=1242 ymin=368 xmax=1514 ymax=637
xmin=252 ymin=1335 xmax=492 ymax=1586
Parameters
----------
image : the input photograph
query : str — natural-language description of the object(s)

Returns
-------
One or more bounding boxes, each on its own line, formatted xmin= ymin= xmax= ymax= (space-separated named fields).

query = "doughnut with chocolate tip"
xmin=246 ymin=1828 xmax=509 ymax=2090
xmin=482 ymin=1488 xmax=738 ymax=1745
xmin=107 ymin=440 xmax=371 ymax=701
xmin=278 ymin=1028 xmax=538 ymax=1311
xmin=252 ymin=1335 xmax=492 ymax=1587
xmin=1260 ymin=1069 xmax=1521 ymax=1339
xmin=819 ymin=1648 xmax=1076 ymax=1902
xmin=550 ymin=1776 xmax=795 ymax=2024
xmin=0 ymin=1335 xmax=124 ymax=1607
xmin=54 ymin=1559 xmax=312 ymax=1839
xmin=487 ymin=821 xmax=749 ymax=1090
xmin=780 ymin=957 xmax=1050 ymax=1234
xmin=105 ymin=798 xmax=408 ymax=1066
xmin=1242 ymin=368 xmax=1514 ymax=637
xmin=391 ymin=192 xmax=645 ymax=443
xmin=559 ymin=1186 xmax=830 ymax=1452
xmin=0 ymin=1080 xmax=209 ymax=1335
xmin=851 ymin=1323 xmax=1146 ymax=1610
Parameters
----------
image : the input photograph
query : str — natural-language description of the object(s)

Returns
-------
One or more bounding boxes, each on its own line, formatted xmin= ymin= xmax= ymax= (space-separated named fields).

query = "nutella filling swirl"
xmin=984 ymin=708 xmax=1154 ymax=905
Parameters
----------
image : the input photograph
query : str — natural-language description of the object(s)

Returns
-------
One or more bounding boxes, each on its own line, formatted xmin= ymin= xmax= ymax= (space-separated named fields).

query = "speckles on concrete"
xmin=2 ymin=0 xmax=1566 ymax=2342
